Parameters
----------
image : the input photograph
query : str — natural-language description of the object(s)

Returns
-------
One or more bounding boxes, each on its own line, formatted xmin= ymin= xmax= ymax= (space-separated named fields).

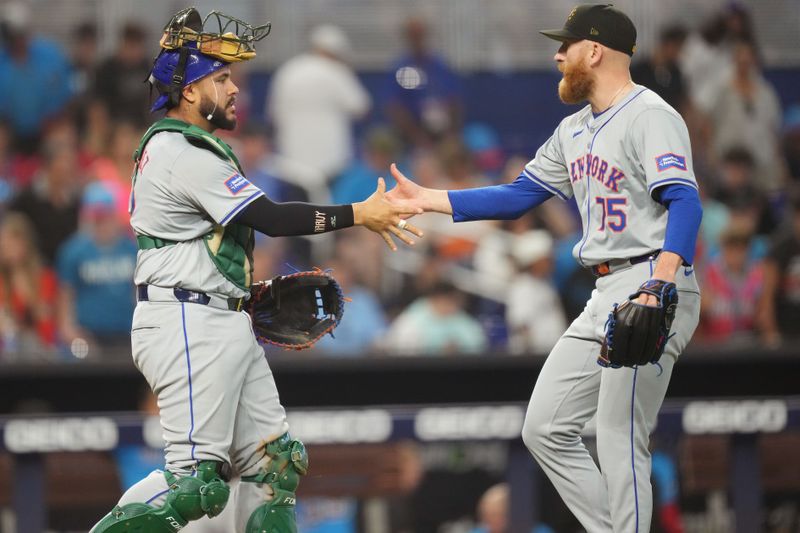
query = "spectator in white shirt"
xmin=268 ymin=25 xmax=371 ymax=191
xmin=383 ymin=281 xmax=488 ymax=356
xmin=506 ymin=230 xmax=567 ymax=355
xmin=707 ymin=39 xmax=784 ymax=192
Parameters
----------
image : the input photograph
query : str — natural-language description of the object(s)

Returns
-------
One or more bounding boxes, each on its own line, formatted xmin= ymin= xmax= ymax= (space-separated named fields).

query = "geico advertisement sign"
xmin=4 ymin=417 xmax=118 ymax=453
xmin=287 ymin=409 xmax=393 ymax=444
xmin=682 ymin=400 xmax=788 ymax=434
xmin=415 ymin=406 xmax=525 ymax=441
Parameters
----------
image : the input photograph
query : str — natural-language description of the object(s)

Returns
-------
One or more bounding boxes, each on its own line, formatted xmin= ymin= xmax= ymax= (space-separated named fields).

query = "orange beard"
xmin=558 ymin=59 xmax=595 ymax=105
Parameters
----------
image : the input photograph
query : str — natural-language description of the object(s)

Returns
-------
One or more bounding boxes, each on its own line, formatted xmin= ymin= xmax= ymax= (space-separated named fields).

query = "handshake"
xmin=353 ymin=163 xmax=447 ymax=251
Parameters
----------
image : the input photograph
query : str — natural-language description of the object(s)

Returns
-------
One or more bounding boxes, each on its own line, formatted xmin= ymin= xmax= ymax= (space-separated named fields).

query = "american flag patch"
xmin=655 ymin=153 xmax=687 ymax=172
xmin=224 ymin=174 xmax=250 ymax=195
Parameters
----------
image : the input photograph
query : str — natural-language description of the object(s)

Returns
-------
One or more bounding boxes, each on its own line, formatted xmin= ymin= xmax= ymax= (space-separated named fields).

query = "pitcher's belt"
xmin=137 ymin=284 xmax=244 ymax=311
xmin=590 ymin=250 xmax=661 ymax=278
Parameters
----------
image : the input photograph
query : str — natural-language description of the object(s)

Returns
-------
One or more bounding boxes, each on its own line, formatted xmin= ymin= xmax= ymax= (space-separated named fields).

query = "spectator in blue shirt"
xmin=57 ymin=182 xmax=137 ymax=356
xmin=0 ymin=2 xmax=72 ymax=152
xmin=315 ymin=259 xmax=388 ymax=356
xmin=384 ymin=17 xmax=462 ymax=148
xmin=332 ymin=126 xmax=402 ymax=205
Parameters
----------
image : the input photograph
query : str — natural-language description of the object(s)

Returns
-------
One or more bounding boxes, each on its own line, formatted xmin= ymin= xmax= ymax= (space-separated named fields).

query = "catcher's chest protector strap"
xmin=137 ymin=234 xmax=177 ymax=249
xmin=241 ymin=432 xmax=309 ymax=533
xmin=133 ymin=118 xmax=243 ymax=171
xmin=133 ymin=119 xmax=254 ymax=289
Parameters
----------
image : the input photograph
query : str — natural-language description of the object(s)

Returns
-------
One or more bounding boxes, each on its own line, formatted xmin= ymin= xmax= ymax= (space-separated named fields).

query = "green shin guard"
xmin=242 ymin=433 xmax=309 ymax=533
xmin=92 ymin=462 xmax=231 ymax=532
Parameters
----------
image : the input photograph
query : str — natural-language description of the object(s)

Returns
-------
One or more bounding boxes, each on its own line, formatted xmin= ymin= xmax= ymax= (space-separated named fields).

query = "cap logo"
xmin=590 ymin=27 xmax=599 ymax=36
xmin=567 ymin=7 xmax=577 ymax=21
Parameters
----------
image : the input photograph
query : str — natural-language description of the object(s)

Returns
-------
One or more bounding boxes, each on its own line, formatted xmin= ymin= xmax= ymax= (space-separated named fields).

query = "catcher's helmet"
xmin=148 ymin=7 xmax=271 ymax=112
xmin=149 ymin=48 xmax=227 ymax=112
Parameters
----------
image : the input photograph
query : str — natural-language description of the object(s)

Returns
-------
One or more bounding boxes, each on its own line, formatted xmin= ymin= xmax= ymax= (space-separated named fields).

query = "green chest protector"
xmin=133 ymin=118 xmax=254 ymax=291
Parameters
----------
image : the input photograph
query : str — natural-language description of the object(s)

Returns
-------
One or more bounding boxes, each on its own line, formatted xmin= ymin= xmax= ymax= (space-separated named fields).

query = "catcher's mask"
xmin=148 ymin=7 xmax=271 ymax=112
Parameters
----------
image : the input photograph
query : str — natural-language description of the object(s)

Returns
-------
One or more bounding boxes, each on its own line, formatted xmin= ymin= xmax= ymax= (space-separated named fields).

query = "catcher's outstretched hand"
xmin=353 ymin=177 xmax=424 ymax=251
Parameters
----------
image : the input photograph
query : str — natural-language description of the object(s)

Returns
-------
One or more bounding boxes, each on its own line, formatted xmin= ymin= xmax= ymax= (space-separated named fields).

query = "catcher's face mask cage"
xmin=159 ymin=7 xmax=272 ymax=63
xmin=148 ymin=7 xmax=271 ymax=111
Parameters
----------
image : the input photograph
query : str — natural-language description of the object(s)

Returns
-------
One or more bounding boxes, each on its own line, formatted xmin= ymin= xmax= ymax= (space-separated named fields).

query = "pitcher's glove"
xmin=245 ymin=270 xmax=345 ymax=350
xmin=598 ymin=279 xmax=678 ymax=368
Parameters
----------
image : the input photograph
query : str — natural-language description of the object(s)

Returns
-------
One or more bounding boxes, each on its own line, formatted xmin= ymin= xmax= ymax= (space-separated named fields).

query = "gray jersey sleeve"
xmin=171 ymin=146 xmax=264 ymax=226
xmin=523 ymin=122 xmax=573 ymax=201
xmin=629 ymin=108 xmax=697 ymax=197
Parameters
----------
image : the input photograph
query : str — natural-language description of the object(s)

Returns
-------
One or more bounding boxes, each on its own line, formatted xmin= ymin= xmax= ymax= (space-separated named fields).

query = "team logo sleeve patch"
xmin=224 ymin=173 xmax=251 ymax=195
xmin=655 ymin=153 xmax=687 ymax=172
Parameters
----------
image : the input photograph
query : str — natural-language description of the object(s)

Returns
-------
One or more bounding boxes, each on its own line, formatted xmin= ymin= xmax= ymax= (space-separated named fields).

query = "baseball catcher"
xmin=91 ymin=7 xmax=420 ymax=533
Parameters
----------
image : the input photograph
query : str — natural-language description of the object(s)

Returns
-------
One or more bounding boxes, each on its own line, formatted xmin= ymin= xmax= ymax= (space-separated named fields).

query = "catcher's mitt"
xmin=598 ymin=279 xmax=678 ymax=368
xmin=245 ymin=269 xmax=345 ymax=350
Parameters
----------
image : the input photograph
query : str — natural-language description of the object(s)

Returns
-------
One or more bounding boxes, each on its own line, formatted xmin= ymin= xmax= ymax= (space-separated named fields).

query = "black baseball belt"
xmin=590 ymin=250 xmax=661 ymax=278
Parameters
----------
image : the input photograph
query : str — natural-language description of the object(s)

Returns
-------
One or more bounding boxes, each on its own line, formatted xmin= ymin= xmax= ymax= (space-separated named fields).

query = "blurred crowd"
xmin=0 ymin=2 xmax=798 ymax=363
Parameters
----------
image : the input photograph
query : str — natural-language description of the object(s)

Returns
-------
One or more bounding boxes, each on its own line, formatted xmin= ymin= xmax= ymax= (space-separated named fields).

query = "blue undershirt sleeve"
xmin=447 ymin=174 xmax=554 ymax=222
xmin=656 ymin=184 xmax=703 ymax=265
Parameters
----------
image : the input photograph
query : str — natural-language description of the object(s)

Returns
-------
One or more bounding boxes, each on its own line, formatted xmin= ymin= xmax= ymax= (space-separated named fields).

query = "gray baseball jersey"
xmin=130 ymin=131 xmax=264 ymax=298
xmin=102 ymin=128 xmax=290 ymax=532
xmin=522 ymin=84 xmax=697 ymax=266
xmin=519 ymin=85 xmax=702 ymax=533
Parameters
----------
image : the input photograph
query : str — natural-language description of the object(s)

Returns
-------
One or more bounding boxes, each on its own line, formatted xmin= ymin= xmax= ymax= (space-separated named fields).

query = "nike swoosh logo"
xmin=572 ymin=129 xmax=584 ymax=138
xmin=684 ymin=268 xmax=694 ymax=276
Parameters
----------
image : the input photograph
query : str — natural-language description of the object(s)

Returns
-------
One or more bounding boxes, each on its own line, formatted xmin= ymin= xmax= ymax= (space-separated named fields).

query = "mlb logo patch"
xmin=224 ymin=174 xmax=251 ymax=195
xmin=655 ymin=153 xmax=687 ymax=172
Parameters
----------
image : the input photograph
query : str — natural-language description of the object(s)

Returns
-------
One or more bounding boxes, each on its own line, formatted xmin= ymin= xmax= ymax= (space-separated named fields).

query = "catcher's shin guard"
xmin=91 ymin=461 xmax=230 ymax=532
xmin=241 ymin=432 xmax=309 ymax=533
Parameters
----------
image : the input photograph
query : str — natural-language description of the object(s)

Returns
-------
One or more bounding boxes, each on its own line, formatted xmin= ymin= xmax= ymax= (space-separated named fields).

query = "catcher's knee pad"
xmin=241 ymin=432 xmax=308 ymax=533
xmin=92 ymin=461 xmax=231 ymax=532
